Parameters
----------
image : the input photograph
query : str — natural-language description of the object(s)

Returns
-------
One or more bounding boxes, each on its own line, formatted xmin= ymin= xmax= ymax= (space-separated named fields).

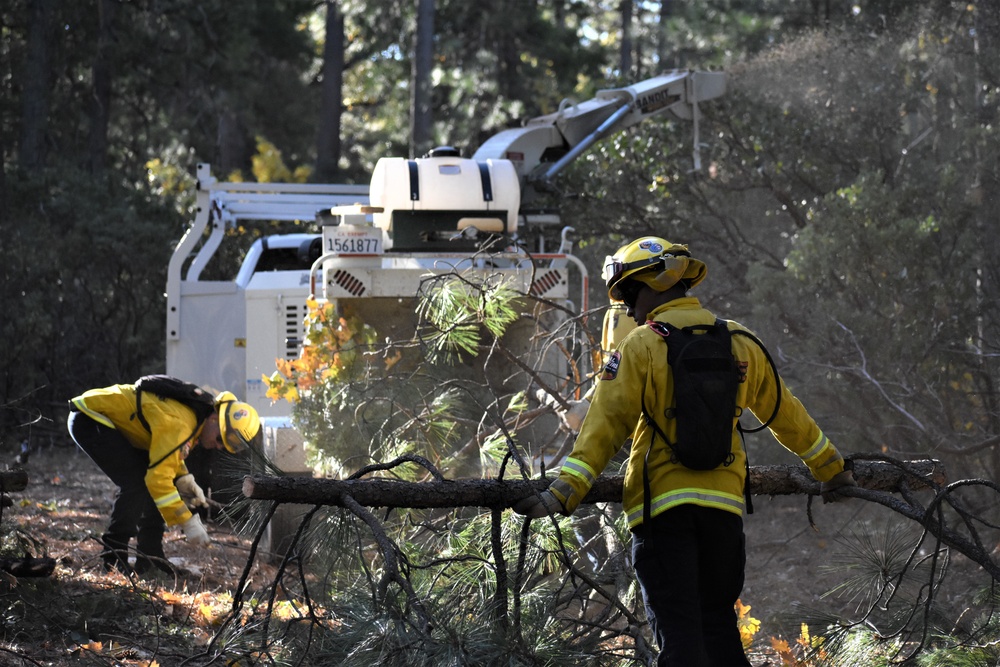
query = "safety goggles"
xmin=221 ymin=428 xmax=249 ymax=454
xmin=604 ymin=255 xmax=666 ymax=289
xmin=220 ymin=403 xmax=255 ymax=454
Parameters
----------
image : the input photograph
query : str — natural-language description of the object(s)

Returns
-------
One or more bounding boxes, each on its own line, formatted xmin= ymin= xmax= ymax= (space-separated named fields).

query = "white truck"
xmin=166 ymin=70 xmax=725 ymax=505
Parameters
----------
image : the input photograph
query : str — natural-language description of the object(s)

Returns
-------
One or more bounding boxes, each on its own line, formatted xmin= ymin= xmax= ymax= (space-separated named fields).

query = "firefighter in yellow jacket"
xmin=514 ymin=236 xmax=856 ymax=666
xmin=68 ymin=382 xmax=261 ymax=576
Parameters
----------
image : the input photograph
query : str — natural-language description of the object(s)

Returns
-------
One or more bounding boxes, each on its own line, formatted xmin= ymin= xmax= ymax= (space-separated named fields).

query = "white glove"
xmin=561 ymin=399 xmax=590 ymax=432
xmin=175 ymin=473 xmax=209 ymax=509
xmin=182 ymin=514 xmax=211 ymax=547
xmin=512 ymin=490 xmax=563 ymax=519
xmin=535 ymin=389 xmax=590 ymax=432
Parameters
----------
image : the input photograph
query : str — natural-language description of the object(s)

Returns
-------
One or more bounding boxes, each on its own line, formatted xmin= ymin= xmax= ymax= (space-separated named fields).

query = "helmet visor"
xmin=223 ymin=427 xmax=249 ymax=454
xmin=604 ymin=255 xmax=665 ymax=297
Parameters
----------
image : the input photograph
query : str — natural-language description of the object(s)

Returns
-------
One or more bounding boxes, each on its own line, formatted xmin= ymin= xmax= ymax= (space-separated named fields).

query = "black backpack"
xmin=641 ymin=319 xmax=780 ymax=521
xmin=134 ymin=374 xmax=216 ymax=433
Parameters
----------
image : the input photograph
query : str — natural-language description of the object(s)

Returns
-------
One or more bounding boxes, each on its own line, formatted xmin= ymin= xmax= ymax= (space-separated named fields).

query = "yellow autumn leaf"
xmin=200 ymin=604 xmax=217 ymax=624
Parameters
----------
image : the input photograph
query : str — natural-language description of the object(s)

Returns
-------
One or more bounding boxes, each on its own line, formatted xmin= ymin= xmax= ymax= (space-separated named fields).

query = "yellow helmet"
xmin=603 ymin=236 xmax=707 ymax=301
xmin=214 ymin=391 xmax=261 ymax=454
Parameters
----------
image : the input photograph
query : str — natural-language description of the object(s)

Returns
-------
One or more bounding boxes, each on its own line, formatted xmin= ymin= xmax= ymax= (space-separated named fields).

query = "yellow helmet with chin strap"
xmin=214 ymin=391 xmax=262 ymax=454
xmin=603 ymin=236 xmax=707 ymax=302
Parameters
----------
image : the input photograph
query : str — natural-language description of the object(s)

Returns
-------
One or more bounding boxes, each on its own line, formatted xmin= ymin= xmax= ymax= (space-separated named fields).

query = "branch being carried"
xmin=243 ymin=459 xmax=944 ymax=508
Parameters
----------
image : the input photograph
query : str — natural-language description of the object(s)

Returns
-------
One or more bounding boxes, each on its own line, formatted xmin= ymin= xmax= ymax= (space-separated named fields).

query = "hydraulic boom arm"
xmin=472 ymin=70 xmax=725 ymax=202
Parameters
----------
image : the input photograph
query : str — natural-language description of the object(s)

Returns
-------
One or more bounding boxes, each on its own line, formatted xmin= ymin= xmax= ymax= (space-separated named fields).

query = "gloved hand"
xmin=820 ymin=470 xmax=857 ymax=503
xmin=561 ymin=399 xmax=590 ymax=432
xmin=512 ymin=490 xmax=563 ymax=519
xmin=535 ymin=388 xmax=590 ymax=432
xmin=175 ymin=473 xmax=209 ymax=509
xmin=182 ymin=514 xmax=211 ymax=547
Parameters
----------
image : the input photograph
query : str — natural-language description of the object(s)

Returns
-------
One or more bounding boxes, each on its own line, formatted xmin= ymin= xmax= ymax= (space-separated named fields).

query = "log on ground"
xmin=0 ymin=470 xmax=28 ymax=493
xmin=243 ymin=459 xmax=944 ymax=509
xmin=1 ymin=557 xmax=56 ymax=578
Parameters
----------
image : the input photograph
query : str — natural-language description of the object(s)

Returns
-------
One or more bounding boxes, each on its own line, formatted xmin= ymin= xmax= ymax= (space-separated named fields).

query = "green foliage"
xmin=1 ymin=167 xmax=183 ymax=433
xmin=416 ymin=273 xmax=522 ymax=364
xmin=236 ymin=503 xmax=637 ymax=666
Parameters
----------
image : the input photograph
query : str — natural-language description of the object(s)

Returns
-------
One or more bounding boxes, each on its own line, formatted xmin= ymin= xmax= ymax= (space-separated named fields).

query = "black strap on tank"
xmin=407 ymin=160 xmax=420 ymax=201
xmin=477 ymin=162 xmax=493 ymax=203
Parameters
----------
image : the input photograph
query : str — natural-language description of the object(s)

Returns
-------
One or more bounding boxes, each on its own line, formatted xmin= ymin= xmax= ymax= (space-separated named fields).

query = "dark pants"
xmin=68 ymin=411 xmax=166 ymax=572
xmin=631 ymin=504 xmax=751 ymax=667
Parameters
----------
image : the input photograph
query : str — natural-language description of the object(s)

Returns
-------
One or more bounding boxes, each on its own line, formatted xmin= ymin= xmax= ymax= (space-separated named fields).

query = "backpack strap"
xmin=135 ymin=386 xmax=206 ymax=469
xmin=135 ymin=387 xmax=152 ymax=433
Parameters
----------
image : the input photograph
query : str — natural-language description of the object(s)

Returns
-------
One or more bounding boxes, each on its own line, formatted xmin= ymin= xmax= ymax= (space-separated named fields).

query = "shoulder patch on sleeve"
xmin=601 ymin=350 xmax=622 ymax=381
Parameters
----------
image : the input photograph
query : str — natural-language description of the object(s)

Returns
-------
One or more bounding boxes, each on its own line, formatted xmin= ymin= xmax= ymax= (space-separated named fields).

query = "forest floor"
xmin=0 ymin=444 xmax=991 ymax=666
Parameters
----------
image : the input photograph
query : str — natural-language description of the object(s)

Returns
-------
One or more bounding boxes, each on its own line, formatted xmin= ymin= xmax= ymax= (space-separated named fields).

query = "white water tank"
xmin=369 ymin=150 xmax=520 ymax=234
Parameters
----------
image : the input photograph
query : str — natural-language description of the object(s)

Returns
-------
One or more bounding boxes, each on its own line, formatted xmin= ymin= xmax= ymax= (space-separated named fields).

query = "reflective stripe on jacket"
xmin=549 ymin=297 xmax=846 ymax=528
xmin=70 ymin=384 xmax=197 ymax=526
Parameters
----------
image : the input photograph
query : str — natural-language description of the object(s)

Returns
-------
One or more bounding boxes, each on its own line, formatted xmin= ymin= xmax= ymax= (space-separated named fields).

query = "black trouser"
xmin=631 ymin=504 xmax=751 ymax=667
xmin=68 ymin=411 xmax=166 ymax=570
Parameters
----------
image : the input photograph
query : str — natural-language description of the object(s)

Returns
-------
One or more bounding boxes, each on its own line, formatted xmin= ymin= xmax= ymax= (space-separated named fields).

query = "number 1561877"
xmin=326 ymin=234 xmax=382 ymax=255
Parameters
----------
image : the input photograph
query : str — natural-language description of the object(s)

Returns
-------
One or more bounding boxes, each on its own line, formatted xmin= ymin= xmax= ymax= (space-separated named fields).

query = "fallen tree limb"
xmin=0 ymin=557 xmax=56 ymax=578
xmin=0 ymin=470 xmax=28 ymax=493
xmin=243 ymin=459 xmax=944 ymax=508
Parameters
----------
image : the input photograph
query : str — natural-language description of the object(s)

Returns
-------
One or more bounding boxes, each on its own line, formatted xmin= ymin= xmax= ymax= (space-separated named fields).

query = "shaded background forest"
xmin=2 ymin=0 xmax=1000 ymax=491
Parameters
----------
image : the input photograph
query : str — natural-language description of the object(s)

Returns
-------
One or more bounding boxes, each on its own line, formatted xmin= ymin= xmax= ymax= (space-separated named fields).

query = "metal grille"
xmin=530 ymin=269 xmax=565 ymax=296
xmin=284 ymin=303 xmax=303 ymax=359
xmin=331 ymin=269 xmax=367 ymax=297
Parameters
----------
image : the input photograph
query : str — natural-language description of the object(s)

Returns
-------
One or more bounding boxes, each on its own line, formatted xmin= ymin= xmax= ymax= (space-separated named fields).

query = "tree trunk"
xmin=657 ymin=0 xmax=672 ymax=69
xmin=217 ymin=106 xmax=249 ymax=177
xmin=410 ymin=0 xmax=435 ymax=158
xmin=88 ymin=0 xmax=116 ymax=174
xmin=19 ymin=0 xmax=54 ymax=171
xmin=315 ymin=1 xmax=344 ymax=182
xmin=619 ymin=0 xmax=633 ymax=78
xmin=243 ymin=459 xmax=944 ymax=508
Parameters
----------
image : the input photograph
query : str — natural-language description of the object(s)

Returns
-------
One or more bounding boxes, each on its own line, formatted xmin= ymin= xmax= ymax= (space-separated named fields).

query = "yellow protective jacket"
xmin=549 ymin=297 xmax=846 ymax=528
xmin=70 ymin=384 xmax=198 ymax=526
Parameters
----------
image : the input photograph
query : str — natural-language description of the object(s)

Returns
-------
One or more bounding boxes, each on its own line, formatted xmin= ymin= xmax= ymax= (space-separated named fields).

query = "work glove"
xmin=535 ymin=388 xmax=590 ymax=432
xmin=512 ymin=490 xmax=563 ymax=519
xmin=181 ymin=514 xmax=212 ymax=547
xmin=560 ymin=399 xmax=590 ymax=432
xmin=820 ymin=469 xmax=857 ymax=503
xmin=175 ymin=473 xmax=209 ymax=509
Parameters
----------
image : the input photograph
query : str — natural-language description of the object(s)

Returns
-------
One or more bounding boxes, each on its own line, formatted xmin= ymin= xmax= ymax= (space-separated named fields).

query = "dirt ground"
xmin=0 ymin=443 xmax=283 ymax=667
xmin=0 ymin=443 xmax=992 ymax=666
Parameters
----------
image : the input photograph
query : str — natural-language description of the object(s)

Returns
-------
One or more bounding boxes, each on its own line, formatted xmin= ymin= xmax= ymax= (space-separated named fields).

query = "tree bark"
xmin=315 ymin=1 xmax=344 ymax=182
xmin=243 ymin=459 xmax=944 ymax=508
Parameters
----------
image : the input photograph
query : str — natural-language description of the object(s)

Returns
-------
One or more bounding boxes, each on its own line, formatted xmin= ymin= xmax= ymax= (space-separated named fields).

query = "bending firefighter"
xmin=514 ymin=236 xmax=856 ymax=666
xmin=67 ymin=381 xmax=261 ymax=576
